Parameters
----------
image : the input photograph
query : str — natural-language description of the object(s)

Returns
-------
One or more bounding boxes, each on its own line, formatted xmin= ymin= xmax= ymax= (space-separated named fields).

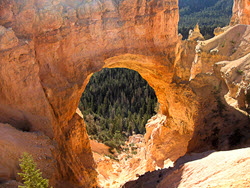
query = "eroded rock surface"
xmin=55 ymin=113 xmax=97 ymax=188
xmin=188 ymin=23 xmax=205 ymax=41
xmin=231 ymin=0 xmax=250 ymax=25
xmin=214 ymin=26 xmax=230 ymax=36
xmin=0 ymin=0 xmax=179 ymax=186
xmin=124 ymin=148 xmax=250 ymax=188
xmin=91 ymin=134 xmax=151 ymax=188
xmin=0 ymin=123 xmax=57 ymax=184
xmin=144 ymin=24 xmax=250 ymax=171
xmin=215 ymin=53 xmax=250 ymax=111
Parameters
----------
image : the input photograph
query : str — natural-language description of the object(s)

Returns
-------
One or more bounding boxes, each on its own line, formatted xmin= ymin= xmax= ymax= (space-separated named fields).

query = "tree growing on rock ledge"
xmin=18 ymin=152 xmax=51 ymax=188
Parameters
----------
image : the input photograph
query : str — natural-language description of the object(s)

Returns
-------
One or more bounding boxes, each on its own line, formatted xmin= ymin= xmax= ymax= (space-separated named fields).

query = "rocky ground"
xmin=0 ymin=123 xmax=57 ymax=186
xmin=125 ymin=147 xmax=250 ymax=188
xmin=91 ymin=132 xmax=250 ymax=188
xmin=81 ymin=108 xmax=175 ymax=188
xmin=90 ymin=135 xmax=150 ymax=188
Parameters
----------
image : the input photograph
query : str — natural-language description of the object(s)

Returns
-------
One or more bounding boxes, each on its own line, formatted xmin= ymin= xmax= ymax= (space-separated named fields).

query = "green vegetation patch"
xmin=179 ymin=0 xmax=233 ymax=39
xmin=18 ymin=153 xmax=52 ymax=188
xmin=79 ymin=68 xmax=158 ymax=151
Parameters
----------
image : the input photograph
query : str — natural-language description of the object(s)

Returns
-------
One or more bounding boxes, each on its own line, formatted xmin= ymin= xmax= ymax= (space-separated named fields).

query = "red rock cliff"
xmin=231 ymin=0 xmax=250 ymax=25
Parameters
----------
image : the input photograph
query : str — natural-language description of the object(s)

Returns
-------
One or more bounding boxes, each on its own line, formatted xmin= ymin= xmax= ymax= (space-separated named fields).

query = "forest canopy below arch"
xmin=78 ymin=68 xmax=158 ymax=150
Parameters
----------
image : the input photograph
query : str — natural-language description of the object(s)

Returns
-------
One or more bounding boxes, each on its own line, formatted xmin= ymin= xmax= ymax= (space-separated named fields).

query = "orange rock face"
xmin=0 ymin=0 xmax=179 ymax=187
xmin=0 ymin=123 xmax=57 ymax=184
xmin=231 ymin=0 xmax=250 ymax=25
xmin=56 ymin=113 xmax=97 ymax=188
xmin=215 ymin=53 xmax=250 ymax=111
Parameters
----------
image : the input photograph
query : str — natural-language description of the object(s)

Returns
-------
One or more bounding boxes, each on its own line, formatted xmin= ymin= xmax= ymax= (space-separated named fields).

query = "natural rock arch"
xmin=0 ymin=0 xmax=249 ymax=187
xmin=0 ymin=0 xmax=182 ymax=186
xmin=84 ymin=53 xmax=199 ymax=166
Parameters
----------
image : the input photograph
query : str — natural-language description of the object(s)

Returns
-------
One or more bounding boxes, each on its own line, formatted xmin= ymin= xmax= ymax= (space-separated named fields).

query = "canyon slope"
xmin=0 ymin=0 xmax=249 ymax=187
xmin=125 ymin=147 xmax=250 ymax=188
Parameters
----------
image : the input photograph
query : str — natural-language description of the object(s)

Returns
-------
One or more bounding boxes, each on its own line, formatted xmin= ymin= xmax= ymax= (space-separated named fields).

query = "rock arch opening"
xmin=66 ymin=53 xmax=200 ymax=187
xmin=79 ymin=67 xmax=158 ymax=143
xmin=78 ymin=67 xmax=159 ymax=187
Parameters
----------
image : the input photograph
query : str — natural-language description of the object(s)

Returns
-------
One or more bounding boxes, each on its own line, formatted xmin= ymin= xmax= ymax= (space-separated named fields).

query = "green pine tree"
xmin=18 ymin=152 xmax=51 ymax=188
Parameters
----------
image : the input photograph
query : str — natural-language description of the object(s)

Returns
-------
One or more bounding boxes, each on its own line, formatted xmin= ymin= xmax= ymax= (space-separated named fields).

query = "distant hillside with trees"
xmin=179 ymin=0 xmax=234 ymax=39
xmin=79 ymin=68 xmax=158 ymax=150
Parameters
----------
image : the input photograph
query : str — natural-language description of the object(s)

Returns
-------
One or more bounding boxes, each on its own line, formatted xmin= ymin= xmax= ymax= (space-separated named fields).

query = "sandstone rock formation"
xmin=215 ymin=53 xmax=250 ymax=111
xmin=144 ymin=24 xmax=250 ymax=171
xmin=56 ymin=113 xmax=97 ymax=188
xmin=190 ymin=24 xmax=250 ymax=80
xmin=214 ymin=26 xmax=230 ymax=36
xmin=231 ymin=0 xmax=250 ymax=25
xmin=188 ymin=23 xmax=205 ymax=41
xmin=91 ymin=134 xmax=152 ymax=188
xmin=124 ymin=147 xmax=250 ymax=188
xmin=0 ymin=123 xmax=57 ymax=184
xmin=0 ymin=0 xmax=249 ymax=187
xmin=0 ymin=0 xmax=179 ymax=186
xmin=0 ymin=26 xmax=18 ymax=51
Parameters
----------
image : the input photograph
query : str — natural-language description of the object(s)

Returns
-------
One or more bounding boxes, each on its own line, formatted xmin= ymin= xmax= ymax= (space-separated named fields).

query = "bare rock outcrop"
xmin=55 ymin=113 xmax=97 ymax=188
xmin=190 ymin=24 xmax=250 ymax=81
xmin=145 ymin=24 xmax=250 ymax=170
xmin=214 ymin=26 xmax=230 ymax=36
xmin=188 ymin=23 xmax=205 ymax=41
xmin=159 ymin=148 xmax=250 ymax=187
xmin=124 ymin=148 xmax=250 ymax=188
xmin=231 ymin=0 xmax=250 ymax=25
xmin=92 ymin=134 xmax=150 ymax=188
xmin=214 ymin=53 xmax=250 ymax=111
xmin=0 ymin=26 xmax=18 ymax=51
